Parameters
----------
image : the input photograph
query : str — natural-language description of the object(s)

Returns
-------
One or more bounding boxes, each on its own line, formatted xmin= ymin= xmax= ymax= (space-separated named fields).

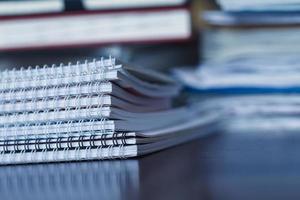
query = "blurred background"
xmin=3 ymin=1 xmax=300 ymax=200
xmin=0 ymin=0 xmax=203 ymax=71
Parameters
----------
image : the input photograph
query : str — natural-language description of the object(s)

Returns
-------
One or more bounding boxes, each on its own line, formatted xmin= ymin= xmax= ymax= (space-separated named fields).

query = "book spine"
xmin=0 ymin=57 xmax=119 ymax=91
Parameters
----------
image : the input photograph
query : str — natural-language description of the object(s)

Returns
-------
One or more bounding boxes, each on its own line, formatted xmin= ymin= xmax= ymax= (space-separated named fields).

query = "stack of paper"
xmin=203 ymin=0 xmax=300 ymax=26
xmin=175 ymin=1 xmax=300 ymax=134
xmin=0 ymin=57 xmax=219 ymax=165
xmin=197 ymin=95 xmax=300 ymax=133
xmin=175 ymin=28 xmax=300 ymax=93
xmin=215 ymin=0 xmax=300 ymax=11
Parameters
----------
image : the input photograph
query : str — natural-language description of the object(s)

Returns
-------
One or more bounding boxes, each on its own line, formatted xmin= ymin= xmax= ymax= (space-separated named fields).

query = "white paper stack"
xmin=0 ymin=57 xmax=219 ymax=165
xmin=175 ymin=28 xmax=300 ymax=93
xmin=174 ymin=2 xmax=300 ymax=136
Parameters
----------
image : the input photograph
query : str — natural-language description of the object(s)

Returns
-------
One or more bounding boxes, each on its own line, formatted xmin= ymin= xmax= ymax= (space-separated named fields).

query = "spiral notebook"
xmin=0 ymin=57 xmax=219 ymax=165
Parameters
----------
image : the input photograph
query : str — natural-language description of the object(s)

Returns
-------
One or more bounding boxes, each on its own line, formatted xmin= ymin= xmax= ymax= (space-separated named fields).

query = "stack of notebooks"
xmin=174 ymin=1 xmax=300 ymax=134
xmin=0 ymin=57 xmax=219 ymax=165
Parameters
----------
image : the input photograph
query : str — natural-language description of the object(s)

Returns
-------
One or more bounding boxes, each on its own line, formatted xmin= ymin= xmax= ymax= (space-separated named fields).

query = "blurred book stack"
xmin=0 ymin=0 xmax=198 ymax=71
xmin=0 ymin=0 xmax=65 ymax=16
xmin=175 ymin=0 xmax=300 ymax=134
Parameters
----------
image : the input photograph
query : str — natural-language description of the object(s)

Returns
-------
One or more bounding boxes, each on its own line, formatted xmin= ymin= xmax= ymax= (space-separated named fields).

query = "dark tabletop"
xmin=1 ymin=129 xmax=300 ymax=200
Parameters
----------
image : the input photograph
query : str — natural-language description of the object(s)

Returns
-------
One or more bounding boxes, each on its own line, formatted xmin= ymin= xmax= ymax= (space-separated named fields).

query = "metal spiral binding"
xmin=0 ymin=132 xmax=130 ymax=154
xmin=0 ymin=143 xmax=129 ymax=164
xmin=41 ymin=148 xmax=47 ymax=163
xmin=107 ymin=145 xmax=113 ymax=160
xmin=96 ymin=145 xmax=103 ymax=160
xmin=0 ymin=57 xmax=119 ymax=92
xmin=85 ymin=146 xmax=93 ymax=160
xmin=63 ymin=147 xmax=70 ymax=162
xmin=0 ymin=80 xmax=112 ymax=104
xmin=0 ymin=97 xmax=112 ymax=126
xmin=0 ymin=118 xmax=115 ymax=138
xmin=0 ymin=57 xmax=116 ymax=82
xmin=16 ymin=94 xmax=107 ymax=115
